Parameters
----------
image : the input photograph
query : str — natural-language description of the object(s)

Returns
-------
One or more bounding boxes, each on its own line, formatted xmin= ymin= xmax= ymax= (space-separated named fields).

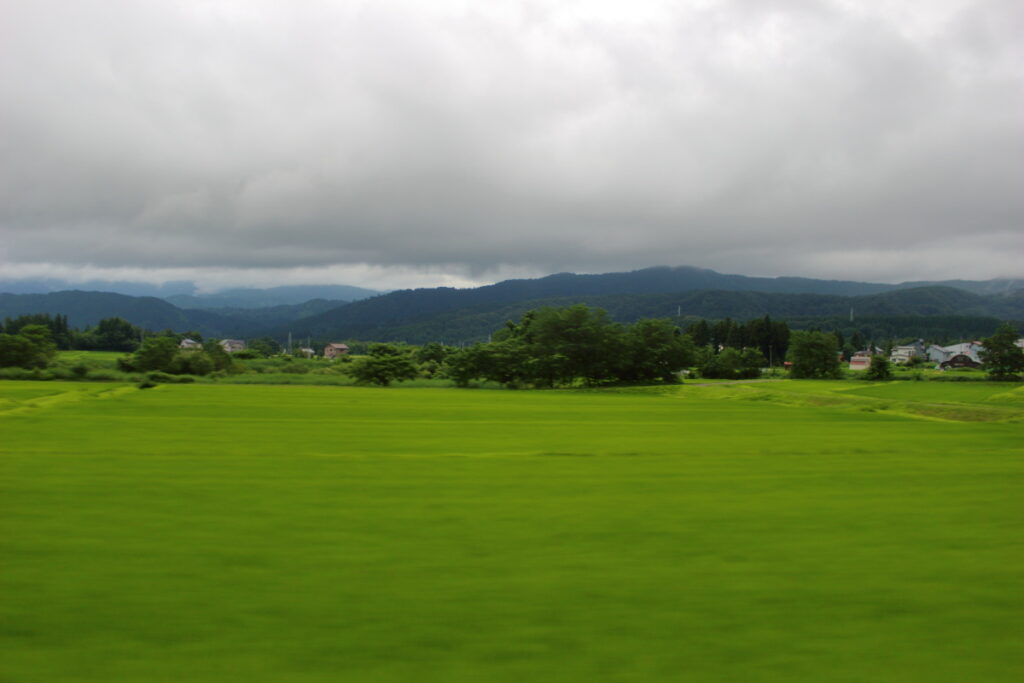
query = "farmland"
xmin=1 ymin=380 xmax=1022 ymax=681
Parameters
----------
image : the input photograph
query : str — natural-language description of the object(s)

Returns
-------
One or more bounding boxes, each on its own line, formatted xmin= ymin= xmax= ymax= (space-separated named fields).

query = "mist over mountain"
xmin=164 ymin=285 xmax=382 ymax=309
xmin=0 ymin=278 xmax=198 ymax=298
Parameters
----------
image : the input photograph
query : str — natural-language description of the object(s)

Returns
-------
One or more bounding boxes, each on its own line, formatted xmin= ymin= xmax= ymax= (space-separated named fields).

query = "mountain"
xmin=280 ymin=285 xmax=1024 ymax=344
xmin=183 ymin=299 xmax=346 ymax=328
xmin=0 ymin=280 xmax=381 ymax=309
xmin=164 ymin=285 xmax=381 ymax=309
xmin=895 ymin=277 xmax=1024 ymax=295
xmin=0 ymin=291 xmax=224 ymax=332
xmin=276 ymin=266 xmax=1023 ymax=340
xmin=3 ymin=267 xmax=1021 ymax=344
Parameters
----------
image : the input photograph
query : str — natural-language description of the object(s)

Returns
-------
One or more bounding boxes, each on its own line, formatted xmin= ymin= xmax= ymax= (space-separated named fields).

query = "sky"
xmin=1 ymin=0 xmax=1022 ymax=292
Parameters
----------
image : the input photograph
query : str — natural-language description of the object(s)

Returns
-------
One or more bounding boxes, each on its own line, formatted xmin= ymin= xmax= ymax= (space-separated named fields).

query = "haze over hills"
xmin=163 ymin=285 xmax=382 ymax=309
xmin=0 ymin=278 xmax=198 ymax=298
xmin=0 ymin=279 xmax=382 ymax=307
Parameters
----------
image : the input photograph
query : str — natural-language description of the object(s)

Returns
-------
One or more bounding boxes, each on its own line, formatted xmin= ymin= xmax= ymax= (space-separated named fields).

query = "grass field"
xmin=1 ymin=380 xmax=1022 ymax=681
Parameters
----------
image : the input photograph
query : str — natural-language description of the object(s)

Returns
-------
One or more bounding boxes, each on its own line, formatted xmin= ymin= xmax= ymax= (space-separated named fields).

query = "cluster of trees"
xmin=0 ymin=324 xmax=57 ymax=369
xmin=1 ymin=313 xmax=148 ymax=352
xmin=118 ymin=337 xmax=234 ymax=376
xmin=437 ymin=305 xmax=695 ymax=388
xmin=685 ymin=316 xmax=790 ymax=365
xmin=980 ymin=323 xmax=1024 ymax=380
xmin=2 ymin=314 xmax=73 ymax=350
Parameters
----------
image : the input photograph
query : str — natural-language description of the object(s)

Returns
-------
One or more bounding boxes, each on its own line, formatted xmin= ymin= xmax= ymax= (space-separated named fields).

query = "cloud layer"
xmin=2 ymin=0 xmax=1022 ymax=287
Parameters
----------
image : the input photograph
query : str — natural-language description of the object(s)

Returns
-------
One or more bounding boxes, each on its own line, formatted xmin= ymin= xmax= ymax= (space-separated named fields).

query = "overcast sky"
xmin=2 ymin=0 xmax=1022 ymax=291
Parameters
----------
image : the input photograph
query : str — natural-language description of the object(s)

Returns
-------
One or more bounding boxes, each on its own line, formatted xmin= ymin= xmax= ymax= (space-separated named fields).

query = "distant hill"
xmin=0 ymin=279 xmax=381 ymax=309
xmin=0 ymin=278 xmax=197 ymax=298
xmin=0 ymin=291 xmax=221 ymax=332
xmin=164 ymin=285 xmax=381 ymax=309
xmin=272 ymin=265 xmax=1024 ymax=339
xmin=3 ymin=267 xmax=1021 ymax=344
xmin=183 ymin=299 xmax=346 ymax=328
xmin=280 ymin=285 xmax=1024 ymax=344
xmin=898 ymin=277 xmax=1024 ymax=295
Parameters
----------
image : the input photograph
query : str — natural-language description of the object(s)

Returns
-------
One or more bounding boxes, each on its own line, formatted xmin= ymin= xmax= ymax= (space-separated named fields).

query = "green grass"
xmin=1 ymin=380 xmax=1022 ymax=681
xmin=57 ymin=350 xmax=126 ymax=363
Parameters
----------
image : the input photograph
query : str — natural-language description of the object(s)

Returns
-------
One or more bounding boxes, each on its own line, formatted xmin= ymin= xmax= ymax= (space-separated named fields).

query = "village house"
xmin=179 ymin=338 xmax=202 ymax=350
xmin=297 ymin=347 xmax=316 ymax=358
xmin=940 ymin=354 xmax=981 ymax=370
xmin=848 ymin=351 xmax=873 ymax=371
xmin=889 ymin=340 xmax=925 ymax=365
xmin=928 ymin=341 xmax=984 ymax=366
xmin=323 ymin=343 xmax=350 ymax=359
xmin=218 ymin=339 xmax=246 ymax=353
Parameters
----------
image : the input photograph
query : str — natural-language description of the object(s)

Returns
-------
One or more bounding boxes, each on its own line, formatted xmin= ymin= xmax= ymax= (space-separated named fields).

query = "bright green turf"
xmin=1 ymin=380 xmax=1022 ymax=682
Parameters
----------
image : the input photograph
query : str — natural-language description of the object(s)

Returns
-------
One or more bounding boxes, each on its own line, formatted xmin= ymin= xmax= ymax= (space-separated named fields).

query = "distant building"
xmin=928 ymin=342 xmax=983 ymax=366
xmin=890 ymin=340 xmax=925 ymax=365
xmin=219 ymin=339 xmax=246 ymax=353
xmin=940 ymin=354 xmax=981 ymax=370
xmin=324 ymin=343 xmax=350 ymax=359
xmin=179 ymin=338 xmax=202 ymax=350
xmin=298 ymin=347 xmax=315 ymax=358
xmin=849 ymin=351 xmax=873 ymax=371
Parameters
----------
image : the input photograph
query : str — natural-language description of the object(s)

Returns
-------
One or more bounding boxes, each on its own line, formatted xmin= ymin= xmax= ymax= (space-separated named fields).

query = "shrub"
xmin=864 ymin=355 xmax=892 ymax=381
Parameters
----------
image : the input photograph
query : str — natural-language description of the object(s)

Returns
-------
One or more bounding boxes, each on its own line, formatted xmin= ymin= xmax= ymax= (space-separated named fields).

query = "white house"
xmin=890 ymin=340 xmax=925 ymax=365
xmin=179 ymin=338 xmax=202 ymax=350
xmin=219 ymin=339 xmax=246 ymax=353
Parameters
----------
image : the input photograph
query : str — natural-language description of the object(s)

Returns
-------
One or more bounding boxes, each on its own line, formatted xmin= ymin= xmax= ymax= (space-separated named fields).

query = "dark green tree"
xmin=348 ymin=344 xmax=418 ymax=386
xmin=91 ymin=317 xmax=142 ymax=351
xmin=686 ymin=319 xmax=712 ymax=348
xmin=621 ymin=319 xmax=695 ymax=382
xmin=0 ymin=324 xmax=57 ymax=368
xmin=132 ymin=336 xmax=179 ymax=372
xmin=416 ymin=342 xmax=451 ymax=364
xmin=202 ymin=340 xmax=235 ymax=372
xmin=788 ymin=331 xmax=842 ymax=379
xmin=980 ymin=323 xmax=1024 ymax=380
xmin=441 ymin=345 xmax=487 ymax=387
xmin=0 ymin=334 xmax=37 ymax=368
xmin=168 ymin=351 xmax=215 ymax=376
xmin=520 ymin=305 xmax=622 ymax=386
xmin=864 ymin=355 xmax=892 ymax=381
xmin=248 ymin=337 xmax=282 ymax=357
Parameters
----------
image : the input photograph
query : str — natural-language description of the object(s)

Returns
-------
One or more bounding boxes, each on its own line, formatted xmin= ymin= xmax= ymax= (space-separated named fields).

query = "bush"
xmin=347 ymin=344 xmax=419 ymax=386
xmin=698 ymin=347 xmax=763 ymax=380
xmin=863 ymin=355 xmax=891 ymax=381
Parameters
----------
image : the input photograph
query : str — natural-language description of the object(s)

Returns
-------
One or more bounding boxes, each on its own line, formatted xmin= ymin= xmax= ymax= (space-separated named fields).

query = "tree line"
xmin=3 ymin=307 xmax=1021 ymax=382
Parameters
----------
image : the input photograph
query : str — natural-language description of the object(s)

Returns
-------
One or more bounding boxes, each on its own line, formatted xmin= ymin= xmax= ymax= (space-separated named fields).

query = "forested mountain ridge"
xmin=280 ymin=286 xmax=1024 ymax=344
xmin=0 ymin=291 xmax=216 ymax=332
xmin=2 ymin=267 xmax=1021 ymax=343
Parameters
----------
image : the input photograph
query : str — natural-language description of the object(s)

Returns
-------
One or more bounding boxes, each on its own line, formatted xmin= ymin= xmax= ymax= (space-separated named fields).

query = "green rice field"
xmin=2 ymin=379 xmax=1022 ymax=681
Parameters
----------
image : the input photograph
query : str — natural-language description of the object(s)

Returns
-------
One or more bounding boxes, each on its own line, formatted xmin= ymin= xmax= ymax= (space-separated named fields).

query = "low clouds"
xmin=1 ymin=0 xmax=1022 ymax=287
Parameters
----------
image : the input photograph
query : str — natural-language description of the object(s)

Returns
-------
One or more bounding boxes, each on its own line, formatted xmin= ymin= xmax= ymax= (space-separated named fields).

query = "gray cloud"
xmin=1 ymin=0 xmax=1022 ymax=287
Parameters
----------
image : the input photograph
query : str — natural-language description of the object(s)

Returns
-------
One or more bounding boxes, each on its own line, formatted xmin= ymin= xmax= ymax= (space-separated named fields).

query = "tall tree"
xmin=980 ymin=323 xmax=1024 ymax=380
xmin=788 ymin=331 xmax=842 ymax=379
